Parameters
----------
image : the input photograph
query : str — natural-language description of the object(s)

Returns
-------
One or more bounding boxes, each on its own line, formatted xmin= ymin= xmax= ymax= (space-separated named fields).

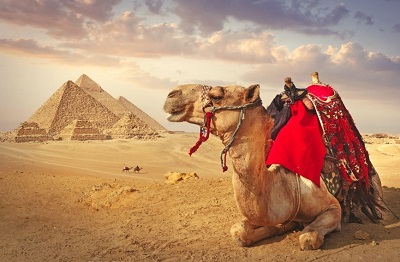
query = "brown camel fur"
xmin=163 ymin=83 xmax=347 ymax=250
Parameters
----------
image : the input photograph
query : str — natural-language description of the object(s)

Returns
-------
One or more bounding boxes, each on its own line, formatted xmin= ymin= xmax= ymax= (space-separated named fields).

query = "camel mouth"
xmin=166 ymin=110 xmax=186 ymax=122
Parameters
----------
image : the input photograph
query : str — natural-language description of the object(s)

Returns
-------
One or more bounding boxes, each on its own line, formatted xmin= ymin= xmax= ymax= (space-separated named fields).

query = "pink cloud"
xmin=0 ymin=0 xmax=121 ymax=39
xmin=0 ymin=38 xmax=119 ymax=66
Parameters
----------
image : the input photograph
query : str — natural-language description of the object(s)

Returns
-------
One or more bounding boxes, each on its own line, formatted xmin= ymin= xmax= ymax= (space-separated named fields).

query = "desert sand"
xmin=0 ymin=132 xmax=399 ymax=261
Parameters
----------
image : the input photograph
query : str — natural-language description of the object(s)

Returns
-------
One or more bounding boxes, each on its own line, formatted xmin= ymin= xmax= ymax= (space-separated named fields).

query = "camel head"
xmin=163 ymin=84 xmax=265 ymax=136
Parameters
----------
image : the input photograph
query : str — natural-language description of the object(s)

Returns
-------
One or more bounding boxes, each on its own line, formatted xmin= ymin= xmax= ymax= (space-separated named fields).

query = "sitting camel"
xmin=163 ymin=83 xmax=383 ymax=250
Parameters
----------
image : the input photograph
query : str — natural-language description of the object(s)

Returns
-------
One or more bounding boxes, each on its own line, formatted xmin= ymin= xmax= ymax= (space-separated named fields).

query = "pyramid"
xmin=118 ymin=96 xmax=166 ymax=131
xmin=76 ymin=74 xmax=130 ymax=118
xmin=10 ymin=74 xmax=166 ymax=142
xmin=75 ymin=74 xmax=102 ymax=92
xmin=28 ymin=80 xmax=119 ymax=137
xmin=12 ymin=122 xmax=49 ymax=143
xmin=59 ymin=119 xmax=109 ymax=141
xmin=76 ymin=74 xmax=166 ymax=130
xmin=108 ymin=112 xmax=160 ymax=139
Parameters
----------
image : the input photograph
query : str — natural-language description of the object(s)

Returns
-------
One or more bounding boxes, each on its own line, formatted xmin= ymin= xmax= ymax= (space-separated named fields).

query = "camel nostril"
xmin=167 ymin=90 xmax=180 ymax=98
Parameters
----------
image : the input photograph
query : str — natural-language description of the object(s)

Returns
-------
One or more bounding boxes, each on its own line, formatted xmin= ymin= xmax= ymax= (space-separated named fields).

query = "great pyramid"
xmin=27 ymin=80 xmax=119 ymax=137
xmin=9 ymin=75 xmax=165 ymax=142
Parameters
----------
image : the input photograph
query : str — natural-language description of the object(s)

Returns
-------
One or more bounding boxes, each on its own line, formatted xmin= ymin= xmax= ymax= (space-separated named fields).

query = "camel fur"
xmin=163 ymin=84 xmax=350 ymax=250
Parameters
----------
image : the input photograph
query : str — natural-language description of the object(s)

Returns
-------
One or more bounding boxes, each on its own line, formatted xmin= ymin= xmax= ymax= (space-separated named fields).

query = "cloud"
xmin=0 ymin=0 xmax=359 ymax=63
xmin=0 ymin=38 xmax=120 ymax=66
xmin=57 ymin=11 xmax=199 ymax=57
xmin=240 ymin=41 xmax=400 ymax=105
xmin=353 ymin=11 xmax=374 ymax=25
xmin=117 ymin=61 xmax=179 ymax=91
xmin=143 ymin=0 xmax=165 ymax=14
xmin=331 ymin=42 xmax=400 ymax=72
xmin=198 ymin=31 xmax=278 ymax=63
xmin=38 ymin=12 xmax=281 ymax=64
xmin=0 ymin=0 xmax=121 ymax=38
xmin=172 ymin=0 xmax=350 ymax=36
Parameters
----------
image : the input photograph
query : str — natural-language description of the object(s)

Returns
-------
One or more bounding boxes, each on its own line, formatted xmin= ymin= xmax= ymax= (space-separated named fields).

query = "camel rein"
xmin=188 ymin=85 xmax=262 ymax=172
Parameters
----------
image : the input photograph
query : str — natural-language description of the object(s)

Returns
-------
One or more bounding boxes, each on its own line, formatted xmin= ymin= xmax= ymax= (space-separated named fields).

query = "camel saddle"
xmin=308 ymin=84 xmax=384 ymax=223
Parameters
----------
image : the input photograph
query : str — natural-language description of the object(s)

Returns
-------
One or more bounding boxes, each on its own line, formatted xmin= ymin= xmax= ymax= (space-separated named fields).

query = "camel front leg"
xmin=299 ymin=203 xmax=341 ymax=250
xmin=230 ymin=219 xmax=300 ymax=247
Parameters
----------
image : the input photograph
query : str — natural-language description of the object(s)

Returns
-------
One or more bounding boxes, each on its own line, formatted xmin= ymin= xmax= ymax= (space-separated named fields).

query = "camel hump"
xmin=307 ymin=84 xmax=336 ymax=102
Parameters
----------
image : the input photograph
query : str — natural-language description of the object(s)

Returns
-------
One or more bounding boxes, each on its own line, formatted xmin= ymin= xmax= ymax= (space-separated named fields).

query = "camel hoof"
xmin=299 ymin=231 xmax=324 ymax=251
xmin=230 ymin=223 xmax=252 ymax=247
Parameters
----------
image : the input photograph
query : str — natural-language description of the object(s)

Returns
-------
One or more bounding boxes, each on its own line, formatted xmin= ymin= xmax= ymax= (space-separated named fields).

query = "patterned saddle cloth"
xmin=321 ymin=154 xmax=341 ymax=196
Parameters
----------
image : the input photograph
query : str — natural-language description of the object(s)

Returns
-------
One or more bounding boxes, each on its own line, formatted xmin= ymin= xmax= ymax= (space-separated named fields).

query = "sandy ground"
xmin=0 ymin=132 xmax=399 ymax=261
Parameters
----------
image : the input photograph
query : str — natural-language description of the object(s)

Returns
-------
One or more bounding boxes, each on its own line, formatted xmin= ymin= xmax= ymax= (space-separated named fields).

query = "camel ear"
xmin=244 ymin=84 xmax=260 ymax=103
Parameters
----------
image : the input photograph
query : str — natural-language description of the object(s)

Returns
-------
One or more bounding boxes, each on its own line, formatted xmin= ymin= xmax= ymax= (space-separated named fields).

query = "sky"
xmin=0 ymin=0 xmax=400 ymax=134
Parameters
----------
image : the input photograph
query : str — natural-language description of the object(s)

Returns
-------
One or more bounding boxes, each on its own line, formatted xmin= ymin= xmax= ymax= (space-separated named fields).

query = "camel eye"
xmin=210 ymin=95 xmax=223 ymax=103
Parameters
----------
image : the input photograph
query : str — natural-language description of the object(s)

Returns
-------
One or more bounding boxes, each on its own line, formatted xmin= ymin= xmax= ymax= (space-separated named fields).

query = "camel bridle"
xmin=189 ymin=85 xmax=263 ymax=172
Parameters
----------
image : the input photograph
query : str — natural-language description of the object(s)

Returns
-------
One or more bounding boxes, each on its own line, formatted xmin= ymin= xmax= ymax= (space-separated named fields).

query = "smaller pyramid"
xmin=12 ymin=122 xmax=49 ymax=143
xmin=118 ymin=96 xmax=166 ymax=131
xmin=59 ymin=119 xmax=109 ymax=141
xmin=108 ymin=112 xmax=160 ymax=139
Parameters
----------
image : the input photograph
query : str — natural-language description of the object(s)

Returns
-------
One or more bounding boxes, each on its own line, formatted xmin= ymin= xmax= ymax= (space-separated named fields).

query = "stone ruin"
xmin=7 ymin=74 xmax=166 ymax=142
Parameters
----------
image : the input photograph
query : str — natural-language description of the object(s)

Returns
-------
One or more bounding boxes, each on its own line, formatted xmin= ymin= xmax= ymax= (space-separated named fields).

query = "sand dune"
xmin=0 ymin=132 xmax=399 ymax=261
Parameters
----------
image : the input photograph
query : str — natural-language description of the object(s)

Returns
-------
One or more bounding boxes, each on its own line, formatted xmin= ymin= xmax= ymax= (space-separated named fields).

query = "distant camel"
xmin=122 ymin=166 xmax=133 ymax=172
xmin=134 ymin=166 xmax=142 ymax=173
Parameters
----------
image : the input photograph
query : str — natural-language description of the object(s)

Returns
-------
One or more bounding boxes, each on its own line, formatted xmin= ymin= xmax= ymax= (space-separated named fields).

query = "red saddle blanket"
xmin=266 ymin=84 xmax=372 ymax=188
xmin=266 ymin=99 xmax=326 ymax=186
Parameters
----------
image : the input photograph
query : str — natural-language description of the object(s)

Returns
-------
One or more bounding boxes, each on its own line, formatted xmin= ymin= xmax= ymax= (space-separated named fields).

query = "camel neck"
xmin=226 ymin=109 xmax=271 ymax=183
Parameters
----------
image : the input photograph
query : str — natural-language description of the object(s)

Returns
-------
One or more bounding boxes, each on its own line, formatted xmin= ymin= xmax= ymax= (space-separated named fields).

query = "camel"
xmin=134 ymin=166 xmax=142 ymax=173
xmin=122 ymin=166 xmax=133 ymax=172
xmin=163 ymin=83 xmax=384 ymax=250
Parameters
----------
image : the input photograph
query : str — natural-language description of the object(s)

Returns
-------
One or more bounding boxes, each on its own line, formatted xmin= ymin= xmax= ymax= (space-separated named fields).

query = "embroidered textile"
xmin=307 ymin=84 xmax=371 ymax=187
